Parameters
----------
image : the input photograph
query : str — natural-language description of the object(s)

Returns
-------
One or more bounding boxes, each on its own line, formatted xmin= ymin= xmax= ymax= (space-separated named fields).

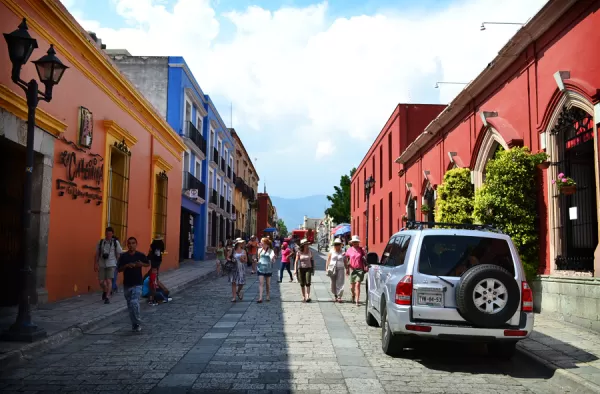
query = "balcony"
xmin=226 ymin=201 xmax=231 ymax=213
xmin=219 ymin=195 xmax=225 ymax=210
xmin=212 ymin=147 xmax=219 ymax=164
xmin=210 ymin=189 xmax=218 ymax=205
xmin=183 ymin=172 xmax=206 ymax=201
xmin=185 ymin=122 xmax=207 ymax=156
xmin=235 ymin=176 xmax=245 ymax=190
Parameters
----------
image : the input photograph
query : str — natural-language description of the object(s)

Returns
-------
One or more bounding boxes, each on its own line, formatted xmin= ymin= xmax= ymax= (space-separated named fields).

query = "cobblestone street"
xmin=0 ymin=250 xmax=573 ymax=394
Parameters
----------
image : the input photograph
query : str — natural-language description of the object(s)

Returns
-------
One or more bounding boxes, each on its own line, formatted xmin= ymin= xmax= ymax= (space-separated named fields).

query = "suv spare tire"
xmin=455 ymin=264 xmax=520 ymax=328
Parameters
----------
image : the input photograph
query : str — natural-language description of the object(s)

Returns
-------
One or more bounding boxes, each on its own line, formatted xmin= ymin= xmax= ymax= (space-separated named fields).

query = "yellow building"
xmin=230 ymin=129 xmax=259 ymax=238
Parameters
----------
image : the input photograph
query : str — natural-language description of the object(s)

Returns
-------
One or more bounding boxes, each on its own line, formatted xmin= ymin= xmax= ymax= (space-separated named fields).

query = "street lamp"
xmin=480 ymin=22 xmax=525 ymax=31
xmin=364 ymin=176 xmax=375 ymax=253
xmin=2 ymin=18 xmax=68 ymax=342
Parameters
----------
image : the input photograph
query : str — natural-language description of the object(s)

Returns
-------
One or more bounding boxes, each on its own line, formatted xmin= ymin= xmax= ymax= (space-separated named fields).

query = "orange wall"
xmin=0 ymin=1 xmax=183 ymax=301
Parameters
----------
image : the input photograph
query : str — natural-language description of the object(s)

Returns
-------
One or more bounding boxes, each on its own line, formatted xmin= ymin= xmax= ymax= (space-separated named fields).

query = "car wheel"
xmin=365 ymin=285 xmax=379 ymax=327
xmin=488 ymin=341 xmax=517 ymax=360
xmin=381 ymin=303 xmax=404 ymax=356
xmin=456 ymin=264 xmax=520 ymax=328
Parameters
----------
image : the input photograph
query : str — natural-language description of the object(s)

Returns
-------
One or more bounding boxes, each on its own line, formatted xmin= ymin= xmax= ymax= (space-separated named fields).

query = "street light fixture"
xmin=2 ymin=18 xmax=68 ymax=342
xmin=480 ymin=22 xmax=525 ymax=31
xmin=435 ymin=81 xmax=469 ymax=89
xmin=364 ymin=176 xmax=375 ymax=253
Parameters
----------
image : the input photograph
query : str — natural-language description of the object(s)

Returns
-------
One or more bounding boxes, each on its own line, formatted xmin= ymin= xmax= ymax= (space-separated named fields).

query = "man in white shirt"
xmin=94 ymin=227 xmax=123 ymax=304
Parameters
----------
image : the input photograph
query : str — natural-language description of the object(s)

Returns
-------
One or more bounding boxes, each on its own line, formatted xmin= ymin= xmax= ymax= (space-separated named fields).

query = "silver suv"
xmin=364 ymin=221 xmax=534 ymax=358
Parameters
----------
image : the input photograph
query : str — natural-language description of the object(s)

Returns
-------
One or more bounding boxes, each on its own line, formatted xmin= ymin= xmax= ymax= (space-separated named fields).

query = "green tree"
xmin=435 ymin=168 xmax=475 ymax=224
xmin=472 ymin=147 xmax=546 ymax=282
xmin=277 ymin=219 xmax=288 ymax=237
xmin=325 ymin=168 xmax=356 ymax=224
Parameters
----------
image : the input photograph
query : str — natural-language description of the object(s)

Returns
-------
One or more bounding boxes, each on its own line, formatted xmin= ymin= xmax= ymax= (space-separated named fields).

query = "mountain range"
xmin=270 ymin=195 xmax=330 ymax=231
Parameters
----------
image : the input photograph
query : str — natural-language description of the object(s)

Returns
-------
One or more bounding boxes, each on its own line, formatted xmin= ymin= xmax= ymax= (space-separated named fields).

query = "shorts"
xmin=257 ymin=272 xmax=272 ymax=277
xmin=298 ymin=267 xmax=312 ymax=287
xmin=350 ymin=269 xmax=365 ymax=284
xmin=99 ymin=266 xmax=116 ymax=281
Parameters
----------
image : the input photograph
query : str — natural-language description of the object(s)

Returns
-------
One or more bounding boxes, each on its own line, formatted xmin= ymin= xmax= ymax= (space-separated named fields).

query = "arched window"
xmin=424 ymin=186 xmax=435 ymax=222
xmin=473 ymin=128 xmax=509 ymax=189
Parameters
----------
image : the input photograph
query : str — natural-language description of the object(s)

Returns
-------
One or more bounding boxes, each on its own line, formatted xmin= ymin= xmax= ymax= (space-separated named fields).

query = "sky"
xmin=61 ymin=0 xmax=548 ymax=199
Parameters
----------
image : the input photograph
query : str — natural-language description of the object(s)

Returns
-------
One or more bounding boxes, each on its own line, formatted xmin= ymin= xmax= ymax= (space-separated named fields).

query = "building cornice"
xmin=104 ymin=120 xmax=138 ymax=147
xmin=395 ymin=0 xmax=578 ymax=165
xmin=0 ymin=83 xmax=67 ymax=136
xmin=153 ymin=154 xmax=173 ymax=172
xmin=7 ymin=0 xmax=186 ymax=160
xmin=169 ymin=62 xmax=207 ymax=104
xmin=184 ymin=88 xmax=208 ymax=117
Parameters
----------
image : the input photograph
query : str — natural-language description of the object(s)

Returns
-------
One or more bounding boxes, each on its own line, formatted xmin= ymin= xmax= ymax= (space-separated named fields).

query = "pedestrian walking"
xmin=229 ymin=238 xmax=247 ymax=302
xmin=117 ymin=237 xmax=149 ymax=332
xmin=326 ymin=238 xmax=348 ymax=302
xmin=294 ymin=239 xmax=314 ymax=302
xmin=247 ymin=236 xmax=259 ymax=274
xmin=257 ymin=237 xmax=276 ymax=303
xmin=148 ymin=235 xmax=165 ymax=273
xmin=216 ymin=240 xmax=226 ymax=275
xmin=94 ymin=227 xmax=122 ymax=304
xmin=345 ymin=235 xmax=367 ymax=306
xmin=278 ymin=242 xmax=294 ymax=283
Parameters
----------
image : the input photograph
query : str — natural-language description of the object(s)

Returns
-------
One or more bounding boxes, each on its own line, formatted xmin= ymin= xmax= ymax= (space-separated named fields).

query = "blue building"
xmin=108 ymin=52 xmax=236 ymax=260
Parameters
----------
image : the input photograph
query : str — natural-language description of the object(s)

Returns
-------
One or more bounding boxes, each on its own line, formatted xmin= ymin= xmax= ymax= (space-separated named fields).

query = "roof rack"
xmin=403 ymin=221 xmax=504 ymax=234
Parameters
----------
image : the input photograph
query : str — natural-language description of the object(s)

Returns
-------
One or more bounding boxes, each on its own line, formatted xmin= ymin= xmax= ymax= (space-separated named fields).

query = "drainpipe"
xmin=149 ymin=135 xmax=154 ymax=209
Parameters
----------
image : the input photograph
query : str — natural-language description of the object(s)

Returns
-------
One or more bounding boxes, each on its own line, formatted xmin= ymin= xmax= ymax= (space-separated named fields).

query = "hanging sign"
xmin=56 ymin=136 xmax=104 ymax=204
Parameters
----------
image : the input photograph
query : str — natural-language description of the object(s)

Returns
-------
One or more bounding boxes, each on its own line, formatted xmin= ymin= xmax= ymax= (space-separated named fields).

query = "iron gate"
xmin=551 ymin=106 xmax=598 ymax=272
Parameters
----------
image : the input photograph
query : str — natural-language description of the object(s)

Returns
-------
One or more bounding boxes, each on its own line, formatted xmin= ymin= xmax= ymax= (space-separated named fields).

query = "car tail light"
xmin=504 ymin=329 xmax=528 ymax=337
xmin=522 ymin=281 xmax=533 ymax=312
xmin=395 ymin=275 xmax=413 ymax=305
xmin=406 ymin=324 xmax=432 ymax=332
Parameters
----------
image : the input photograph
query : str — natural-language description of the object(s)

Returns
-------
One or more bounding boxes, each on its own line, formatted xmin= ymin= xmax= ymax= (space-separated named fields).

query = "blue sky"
xmin=63 ymin=0 xmax=546 ymax=201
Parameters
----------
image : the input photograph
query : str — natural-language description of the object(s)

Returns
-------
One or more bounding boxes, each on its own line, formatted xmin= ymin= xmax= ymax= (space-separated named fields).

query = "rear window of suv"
xmin=418 ymin=235 xmax=515 ymax=277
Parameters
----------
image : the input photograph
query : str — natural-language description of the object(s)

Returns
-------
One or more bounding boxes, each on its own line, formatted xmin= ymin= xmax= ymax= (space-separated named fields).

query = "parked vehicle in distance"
xmin=292 ymin=229 xmax=315 ymax=243
xmin=364 ymin=221 xmax=534 ymax=359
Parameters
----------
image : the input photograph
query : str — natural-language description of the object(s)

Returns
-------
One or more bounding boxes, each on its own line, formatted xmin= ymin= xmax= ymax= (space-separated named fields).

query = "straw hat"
xmin=300 ymin=238 xmax=311 ymax=246
xmin=350 ymin=235 xmax=360 ymax=244
xmin=333 ymin=238 xmax=343 ymax=245
xmin=234 ymin=238 xmax=246 ymax=246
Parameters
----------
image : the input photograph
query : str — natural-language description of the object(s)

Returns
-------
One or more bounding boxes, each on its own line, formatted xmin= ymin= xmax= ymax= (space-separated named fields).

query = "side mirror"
xmin=367 ymin=252 xmax=379 ymax=265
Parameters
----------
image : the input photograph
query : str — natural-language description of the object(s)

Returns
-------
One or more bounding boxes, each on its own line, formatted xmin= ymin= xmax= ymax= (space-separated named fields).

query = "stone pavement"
xmin=0 ymin=259 xmax=217 ymax=369
xmin=0 ymin=248 xmax=574 ymax=394
xmin=518 ymin=313 xmax=600 ymax=392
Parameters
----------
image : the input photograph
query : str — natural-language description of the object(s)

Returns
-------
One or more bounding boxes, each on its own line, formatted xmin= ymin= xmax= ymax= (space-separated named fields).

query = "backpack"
xmin=98 ymin=238 xmax=119 ymax=261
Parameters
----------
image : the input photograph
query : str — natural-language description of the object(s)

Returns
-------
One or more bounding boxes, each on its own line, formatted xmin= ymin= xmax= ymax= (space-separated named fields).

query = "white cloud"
xmin=315 ymin=140 xmax=335 ymax=159
xmin=62 ymin=0 xmax=547 ymax=197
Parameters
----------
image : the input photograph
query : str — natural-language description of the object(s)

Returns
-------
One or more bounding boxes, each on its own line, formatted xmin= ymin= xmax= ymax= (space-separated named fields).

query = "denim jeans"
xmin=124 ymin=286 xmax=142 ymax=326
xmin=111 ymin=268 xmax=119 ymax=291
xmin=280 ymin=262 xmax=293 ymax=281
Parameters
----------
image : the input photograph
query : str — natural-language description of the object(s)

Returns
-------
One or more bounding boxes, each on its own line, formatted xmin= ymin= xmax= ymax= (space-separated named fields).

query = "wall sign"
xmin=78 ymin=106 xmax=93 ymax=149
xmin=56 ymin=136 xmax=104 ymax=205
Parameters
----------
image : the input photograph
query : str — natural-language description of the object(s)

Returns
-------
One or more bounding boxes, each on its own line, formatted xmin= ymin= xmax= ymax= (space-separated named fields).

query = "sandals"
xmin=257 ymin=299 xmax=263 ymax=303
xmin=237 ymin=290 xmax=244 ymax=301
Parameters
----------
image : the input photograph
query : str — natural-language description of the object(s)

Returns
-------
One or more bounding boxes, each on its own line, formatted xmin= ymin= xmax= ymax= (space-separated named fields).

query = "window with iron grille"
xmin=107 ymin=148 xmax=130 ymax=242
xmin=153 ymin=173 xmax=168 ymax=241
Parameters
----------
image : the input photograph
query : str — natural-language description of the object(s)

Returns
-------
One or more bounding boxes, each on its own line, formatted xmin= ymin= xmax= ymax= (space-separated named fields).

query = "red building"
xmin=255 ymin=192 xmax=274 ymax=236
xmin=352 ymin=0 xmax=600 ymax=331
xmin=351 ymin=104 xmax=445 ymax=254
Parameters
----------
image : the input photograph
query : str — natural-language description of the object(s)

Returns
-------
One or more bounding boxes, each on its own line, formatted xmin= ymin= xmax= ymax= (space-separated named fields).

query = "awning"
xmin=263 ymin=228 xmax=277 ymax=233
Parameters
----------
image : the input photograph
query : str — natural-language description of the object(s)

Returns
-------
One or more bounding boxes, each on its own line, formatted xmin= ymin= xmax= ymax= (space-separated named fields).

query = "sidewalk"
xmin=0 ymin=259 xmax=216 ymax=369
xmin=518 ymin=313 xmax=600 ymax=392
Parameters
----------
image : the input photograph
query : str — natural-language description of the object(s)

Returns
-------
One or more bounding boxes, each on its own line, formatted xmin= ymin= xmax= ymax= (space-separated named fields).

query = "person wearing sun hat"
xmin=294 ymin=238 xmax=314 ymax=302
xmin=326 ymin=238 xmax=348 ymax=302
xmin=228 ymin=238 xmax=248 ymax=302
xmin=345 ymin=235 xmax=367 ymax=306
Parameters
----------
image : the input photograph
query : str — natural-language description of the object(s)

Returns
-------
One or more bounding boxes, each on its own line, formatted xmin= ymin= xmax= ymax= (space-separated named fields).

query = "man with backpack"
xmin=94 ymin=227 xmax=123 ymax=304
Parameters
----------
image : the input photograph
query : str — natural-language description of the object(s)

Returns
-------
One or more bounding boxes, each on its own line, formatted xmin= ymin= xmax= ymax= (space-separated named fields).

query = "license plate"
xmin=417 ymin=292 xmax=443 ymax=307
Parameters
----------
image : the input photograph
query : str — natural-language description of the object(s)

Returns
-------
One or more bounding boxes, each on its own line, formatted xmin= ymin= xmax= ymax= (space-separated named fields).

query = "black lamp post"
xmin=364 ymin=176 xmax=375 ymax=253
xmin=2 ymin=18 xmax=68 ymax=342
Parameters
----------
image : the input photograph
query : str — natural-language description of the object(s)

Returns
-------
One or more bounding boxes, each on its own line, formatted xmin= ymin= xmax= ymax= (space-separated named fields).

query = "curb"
xmin=0 ymin=267 xmax=216 ymax=370
xmin=516 ymin=345 xmax=600 ymax=393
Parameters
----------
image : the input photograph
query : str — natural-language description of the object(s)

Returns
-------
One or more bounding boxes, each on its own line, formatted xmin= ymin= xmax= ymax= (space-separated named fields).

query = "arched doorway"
xmin=473 ymin=128 xmax=509 ymax=189
xmin=549 ymin=106 xmax=598 ymax=272
xmin=424 ymin=185 xmax=435 ymax=222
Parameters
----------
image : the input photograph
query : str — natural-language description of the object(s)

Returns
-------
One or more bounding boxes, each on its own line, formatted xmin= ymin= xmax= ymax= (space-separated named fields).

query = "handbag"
xmin=326 ymin=261 xmax=336 ymax=277
xmin=222 ymin=254 xmax=237 ymax=274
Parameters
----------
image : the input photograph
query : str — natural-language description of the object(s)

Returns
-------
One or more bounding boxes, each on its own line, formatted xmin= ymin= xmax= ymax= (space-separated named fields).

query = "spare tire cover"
xmin=455 ymin=264 xmax=520 ymax=328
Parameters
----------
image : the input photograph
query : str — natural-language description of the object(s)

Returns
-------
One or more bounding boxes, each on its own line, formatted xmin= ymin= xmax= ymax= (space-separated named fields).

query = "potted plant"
xmin=534 ymin=151 xmax=550 ymax=170
xmin=401 ymin=214 xmax=408 ymax=222
xmin=421 ymin=204 xmax=431 ymax=214
xmin=553 ymin=173 xmax=577 ymax=195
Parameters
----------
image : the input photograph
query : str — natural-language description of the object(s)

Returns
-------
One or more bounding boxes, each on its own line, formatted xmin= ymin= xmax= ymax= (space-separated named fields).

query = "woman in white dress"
xmin=230 ymin=238 xmax=247 ymax=302
xmin=326 ymin=238 xmax=348 ymax=303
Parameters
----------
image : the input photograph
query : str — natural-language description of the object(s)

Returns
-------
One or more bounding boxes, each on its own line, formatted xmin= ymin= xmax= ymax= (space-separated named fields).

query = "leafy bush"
xmin=472 ymin=147 xmax=547 ymax=282
xmin=435 ymin=168 xmax=475 ymax=224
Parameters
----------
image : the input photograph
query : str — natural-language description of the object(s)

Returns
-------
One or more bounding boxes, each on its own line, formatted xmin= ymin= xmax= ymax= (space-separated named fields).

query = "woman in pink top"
xmin=278 ymin=242 xmax=294 ymax=283
xmin=345 ymin=235 xmax=367 ymax=306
